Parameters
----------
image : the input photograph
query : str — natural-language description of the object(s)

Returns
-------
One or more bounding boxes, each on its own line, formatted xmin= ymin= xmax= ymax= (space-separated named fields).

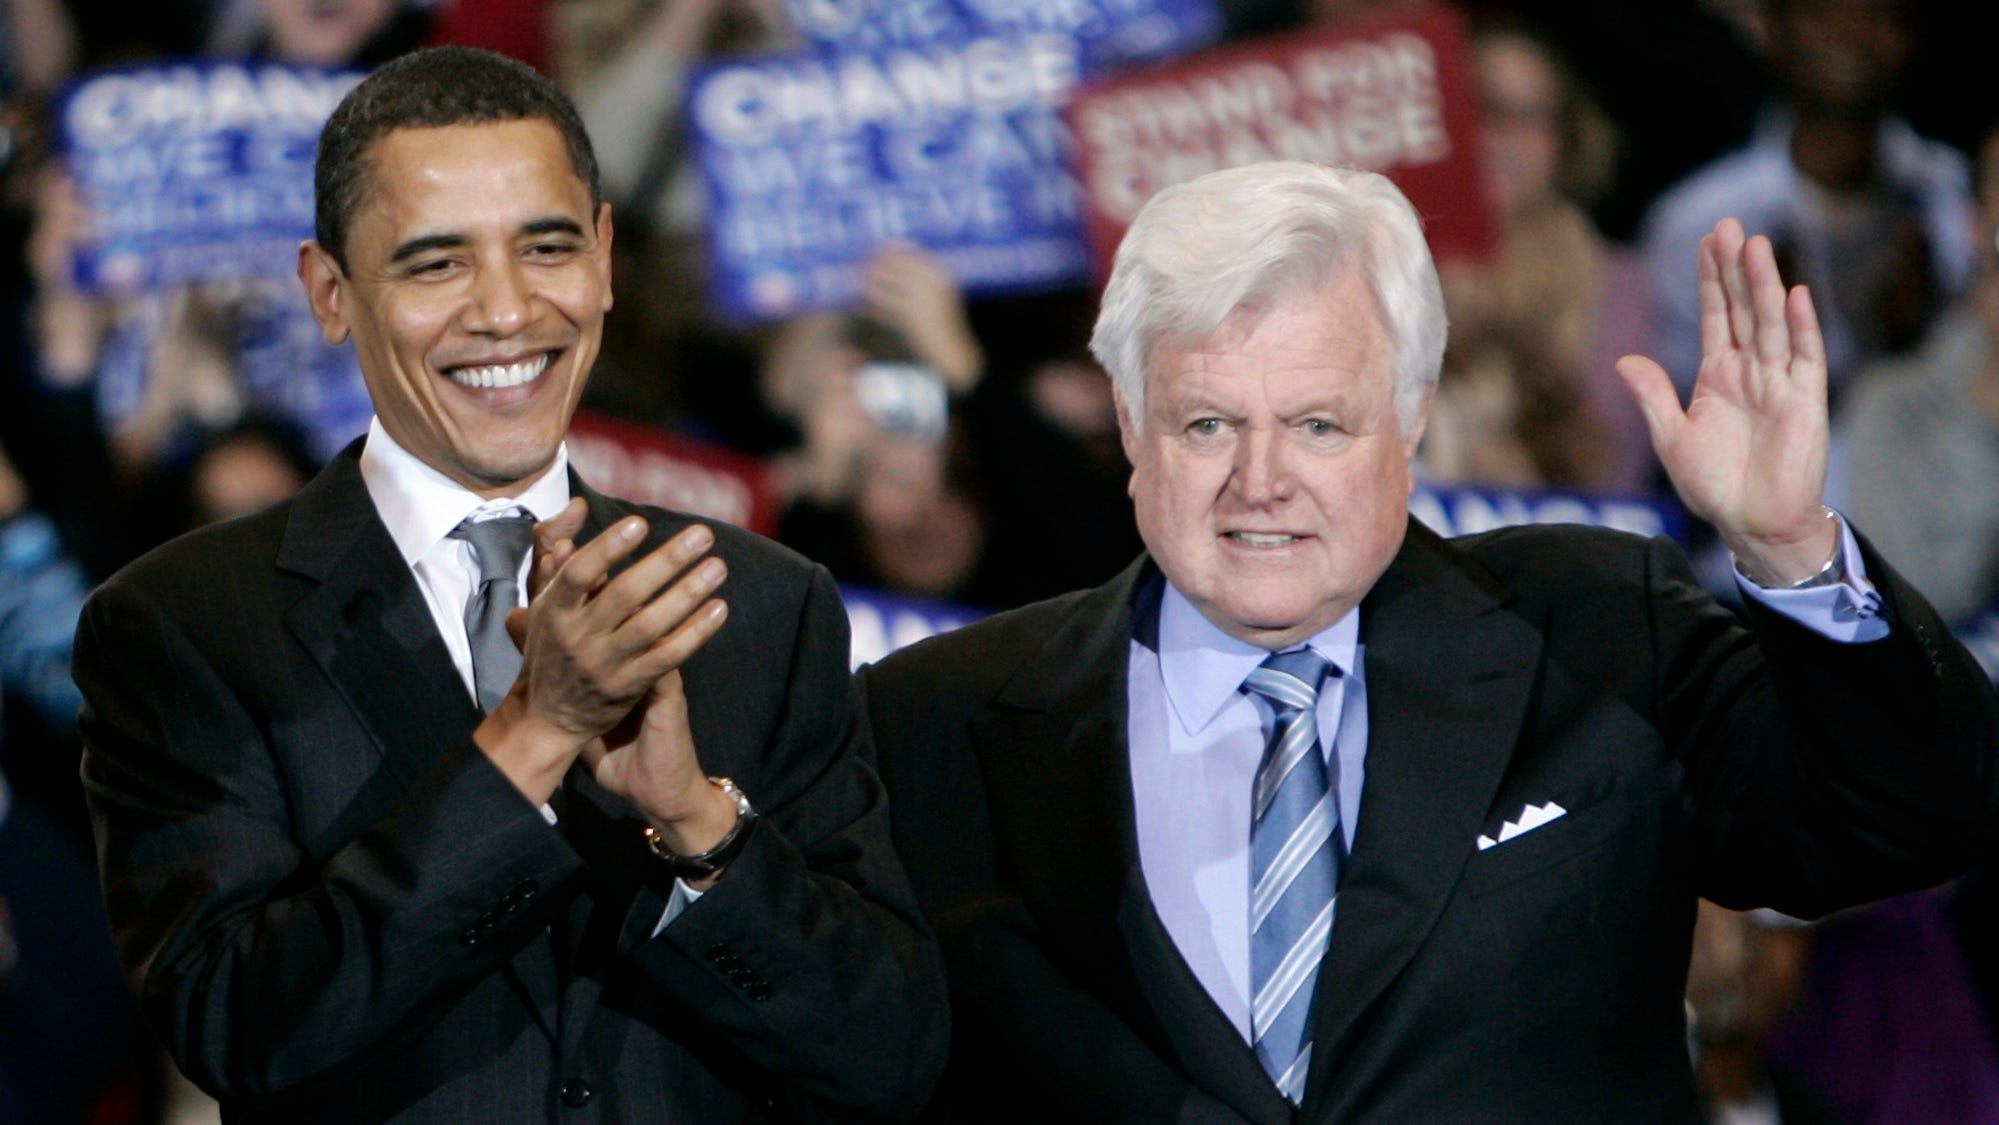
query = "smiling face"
xmin=300 ymin=118 xmax=612 ymax=498
xmin=1121 ymin=272 xmax=1426 ymax=649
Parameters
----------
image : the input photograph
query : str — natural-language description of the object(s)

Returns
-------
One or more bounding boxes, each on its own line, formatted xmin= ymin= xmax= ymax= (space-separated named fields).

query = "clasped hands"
xmin=473 ymin=500 xmax=740 ymax=877
xmin=1616 ymin=217 xmax=1841 ymax=584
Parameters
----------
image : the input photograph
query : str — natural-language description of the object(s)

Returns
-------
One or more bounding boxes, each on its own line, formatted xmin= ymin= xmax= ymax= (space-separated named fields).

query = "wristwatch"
xmin=642 ymin=777 xmax=756 ymax=880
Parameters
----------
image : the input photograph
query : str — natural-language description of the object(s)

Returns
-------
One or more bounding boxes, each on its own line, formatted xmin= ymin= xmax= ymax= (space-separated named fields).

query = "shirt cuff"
xmin=649 ymin=878 xmax=706 ymax=938
xmin=1735 ymin=513 xmax=1888 ymax=644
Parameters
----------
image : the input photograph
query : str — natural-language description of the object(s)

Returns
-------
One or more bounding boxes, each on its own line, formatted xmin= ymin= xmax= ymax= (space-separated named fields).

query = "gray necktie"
xmin=449 ymin=513 xmax=536 ymax=713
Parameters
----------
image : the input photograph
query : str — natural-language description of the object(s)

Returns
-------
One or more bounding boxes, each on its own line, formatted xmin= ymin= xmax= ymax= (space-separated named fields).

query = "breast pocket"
xmin=1462 ymin=782 xmax=1622 ymax=899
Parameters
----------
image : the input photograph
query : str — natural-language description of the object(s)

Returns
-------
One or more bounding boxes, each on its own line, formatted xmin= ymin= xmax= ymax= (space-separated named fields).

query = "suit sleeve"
xmin=75 ymin=572 xmax=587 ymax=1102
xmin=1648 ymin=532 xmax=1999 ymax=915
xmin=616 ymin=562 xmax=950 ymax=1121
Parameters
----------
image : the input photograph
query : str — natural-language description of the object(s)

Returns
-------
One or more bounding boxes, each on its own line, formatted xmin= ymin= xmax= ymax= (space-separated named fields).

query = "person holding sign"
xmin=75 ymin=46 xmax=945 ymax=1123
xmin=861 ymin=161 xmax=1999 ymax=1120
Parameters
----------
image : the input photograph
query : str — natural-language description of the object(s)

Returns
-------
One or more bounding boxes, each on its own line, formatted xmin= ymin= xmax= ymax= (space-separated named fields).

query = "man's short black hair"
xmin=313 ymin=45 xmax=603 ymax=271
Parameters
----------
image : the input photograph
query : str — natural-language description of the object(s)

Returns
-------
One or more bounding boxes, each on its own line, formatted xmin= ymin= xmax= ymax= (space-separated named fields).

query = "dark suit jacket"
xmin=76 ymin=447 xmax=948 ymax=1123
xmin=860 ymin=520 xmax=1999 ymax=1123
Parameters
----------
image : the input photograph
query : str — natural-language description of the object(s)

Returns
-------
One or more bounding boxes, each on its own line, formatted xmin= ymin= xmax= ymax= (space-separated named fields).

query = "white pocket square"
xmin=1475 ymin=801 xmax=1568 ymax=851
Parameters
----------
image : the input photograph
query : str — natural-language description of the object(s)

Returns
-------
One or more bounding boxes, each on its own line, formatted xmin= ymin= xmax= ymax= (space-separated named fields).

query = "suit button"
xmin=561 ymin=1078 xmax=593 ymax=1108
xmin=746 ymin=982 xmax=774 ymax=1002
xmin=705 ymin=943 xmax=732 ymax=963
xmin=730 ymin=969 xmax=757 ymax=988
xmin=506 ymin=879 xmax=537 ymax=908
xmin=460 ymin=926 xmax=483 ymax=947
xmin=714 ymin=954 xmax=744 ymax=972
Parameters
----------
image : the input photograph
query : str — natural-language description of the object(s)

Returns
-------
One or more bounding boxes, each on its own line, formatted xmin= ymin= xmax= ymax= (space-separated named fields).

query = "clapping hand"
xmin=500 ymin=500 xmax=741 ymax=875
xmin=480 ymin=500 xmax=727 ymax=808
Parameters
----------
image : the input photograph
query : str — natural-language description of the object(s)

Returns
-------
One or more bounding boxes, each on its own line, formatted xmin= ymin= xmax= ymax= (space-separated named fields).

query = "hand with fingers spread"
xmin=477 ymin=497 xmax=729 ymax=806
xmin=1615 ymin=217 xmax=1840 ymax=585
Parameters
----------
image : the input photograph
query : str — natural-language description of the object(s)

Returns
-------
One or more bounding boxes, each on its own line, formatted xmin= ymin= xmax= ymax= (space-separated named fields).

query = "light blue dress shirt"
xmin=1126 ymin=518 xmax=1882 ymax=1045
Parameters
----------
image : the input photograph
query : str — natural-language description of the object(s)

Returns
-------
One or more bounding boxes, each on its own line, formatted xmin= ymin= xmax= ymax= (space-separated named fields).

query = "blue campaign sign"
xmin=58 ymin=61 xmax=364 ymax=294
xmin=692 ymin=33 xmax=1095 ymax=320
xmin=779 ymin=0 xmax=1222 ymax=71
xmin=841 ymin=584 xmax=988 ymax=669
xmin=1411 ymin=483 xmax=1689 ymax=545
xmin=691 ymin=0 xmax=1220 ymax=323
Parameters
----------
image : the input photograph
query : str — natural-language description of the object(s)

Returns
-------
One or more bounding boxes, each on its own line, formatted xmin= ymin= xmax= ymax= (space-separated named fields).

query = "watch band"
xmin=642 ymin=777 xmax=756 ymax=880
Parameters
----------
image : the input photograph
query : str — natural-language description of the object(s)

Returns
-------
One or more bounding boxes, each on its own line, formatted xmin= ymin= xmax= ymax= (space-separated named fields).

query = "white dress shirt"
xmin=1129 ymin=585 xmax=1367 ymax=1043
xmin=357 ymin=417 xmax=572 ymax=703
xmin=1128 ymin=518 xmax=1883 ymax=1044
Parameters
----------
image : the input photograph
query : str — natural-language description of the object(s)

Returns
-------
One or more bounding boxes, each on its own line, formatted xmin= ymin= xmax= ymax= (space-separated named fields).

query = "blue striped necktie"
xmin=1243 ymin=647 xmax=1342 ymax=1105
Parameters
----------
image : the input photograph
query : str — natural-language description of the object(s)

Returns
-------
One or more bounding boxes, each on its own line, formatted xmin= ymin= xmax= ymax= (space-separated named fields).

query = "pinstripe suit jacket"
xmin=78 ymin=445 xmax=947 ymax=1123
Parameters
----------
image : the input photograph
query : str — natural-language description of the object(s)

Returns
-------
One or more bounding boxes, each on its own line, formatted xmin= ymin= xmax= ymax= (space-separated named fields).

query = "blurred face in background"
xmin=1476 ymin=33 xmax=1564 ymax=221
xmin=190 ymin=434 xmax=309 ymax=526
xmin=1762 ymin=0 xmax=1912 ymax=119
xmin=262 ymin=0 xmax=399 ymax=67
xmin=856 ymin=435 xmax=984 ymax=596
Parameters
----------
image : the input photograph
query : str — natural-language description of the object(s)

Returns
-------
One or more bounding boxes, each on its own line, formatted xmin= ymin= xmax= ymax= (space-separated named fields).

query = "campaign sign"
xmin=690 ymin=32 xmax=1096 ymax=321
xmin=1067 ymin=6 xmax=1494 ymax=274
xmin=778 ymin=0 xmax=1221 ymax=72
xmin=842 ymin=584 xmax=986 ymax=668
xmin=58 ymin=61 xmax=364 ymax=295
xmin=566 ymin=410 xmax=780 ymax=537
xmin=1411 ymin=483 xmax=1688 ymax=545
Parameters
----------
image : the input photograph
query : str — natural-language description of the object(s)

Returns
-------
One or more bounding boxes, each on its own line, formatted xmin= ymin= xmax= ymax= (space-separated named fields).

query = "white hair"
xmin=1089 ymin=162 xmax=1447 ymax=434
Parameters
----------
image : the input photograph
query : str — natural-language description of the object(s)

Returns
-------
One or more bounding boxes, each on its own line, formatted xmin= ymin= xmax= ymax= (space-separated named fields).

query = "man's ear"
xmin=595 ymin=201 xmax=614 ymax=313
xmin=298 ymin=241 xmax=351 ymax=346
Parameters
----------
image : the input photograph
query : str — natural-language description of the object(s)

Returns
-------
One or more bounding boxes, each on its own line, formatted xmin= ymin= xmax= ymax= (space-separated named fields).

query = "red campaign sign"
xmin=567 ymin=411 xmax=780 ymax=537
xmin=1066 ymin=6 xmax=1494 ymax=276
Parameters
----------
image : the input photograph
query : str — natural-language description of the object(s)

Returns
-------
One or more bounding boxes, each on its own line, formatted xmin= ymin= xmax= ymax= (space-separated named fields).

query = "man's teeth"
xmin=1231 ymin=532 xmax=1297 ymax=547
xmin=450 ymin=355 xmax=549 ymax=389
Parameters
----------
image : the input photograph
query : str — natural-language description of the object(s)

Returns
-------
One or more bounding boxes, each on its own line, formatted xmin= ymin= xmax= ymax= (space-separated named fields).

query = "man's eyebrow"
xmin=385 ymin=218 xmax=587 ymax=265
xmin=388 ymin=233 xmax=466 ymax=265
xmin=520 ymin=217 xmax=586 ymax=238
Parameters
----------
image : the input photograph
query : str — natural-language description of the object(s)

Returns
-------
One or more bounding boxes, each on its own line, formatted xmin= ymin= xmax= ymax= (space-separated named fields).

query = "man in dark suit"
xmin=75 ymin=47 xmax=946 ymax=1122
xmin=860 ymin=162 xmax=1999 ymax=1121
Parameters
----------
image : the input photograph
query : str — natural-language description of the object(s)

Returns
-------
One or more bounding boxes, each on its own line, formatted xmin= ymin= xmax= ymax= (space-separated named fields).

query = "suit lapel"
xmin=277 ymin=450 xmax=565 ymax=1045
xmin=1301 ymin=521 xmax=1542 ymax=1116
xmin=279 ymin=464 xmax=633 ymax=804
xmin=278 ymin=452 xmax=482 ymax=812
xmin=974 ymin=560 xmax=1293 ymax=1125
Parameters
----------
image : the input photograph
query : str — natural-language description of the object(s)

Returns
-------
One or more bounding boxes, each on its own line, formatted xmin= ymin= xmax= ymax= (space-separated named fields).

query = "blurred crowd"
xmin=1 ymin=0 xmax=1997 ymax=1122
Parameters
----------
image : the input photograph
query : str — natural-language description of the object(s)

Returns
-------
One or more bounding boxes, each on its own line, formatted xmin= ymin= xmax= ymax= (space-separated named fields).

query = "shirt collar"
xmin=358 ymin=416 xmax=573 ymax=567
xmin=1156 ymin=582 xmax=1360 ymax=737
